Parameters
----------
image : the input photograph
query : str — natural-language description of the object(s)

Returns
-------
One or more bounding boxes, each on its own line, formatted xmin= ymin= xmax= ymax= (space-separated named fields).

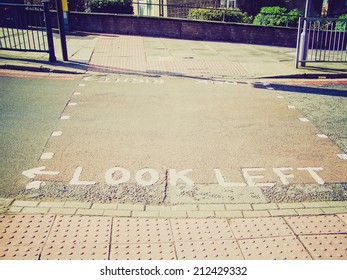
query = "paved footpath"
xmin=0 ymin=33 xmax=347 ymax=260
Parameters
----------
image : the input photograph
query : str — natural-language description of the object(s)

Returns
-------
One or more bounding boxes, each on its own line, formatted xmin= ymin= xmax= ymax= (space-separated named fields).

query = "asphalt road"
xmin=0 ymin=72 xmax=78 ymax=195
xmin=0 ymin=71 xmax=346 ymax=204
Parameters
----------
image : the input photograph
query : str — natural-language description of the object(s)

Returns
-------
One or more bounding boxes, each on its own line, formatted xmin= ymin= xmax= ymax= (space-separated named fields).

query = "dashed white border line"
xmin=40 ymin=152 xmax=54 ymax=160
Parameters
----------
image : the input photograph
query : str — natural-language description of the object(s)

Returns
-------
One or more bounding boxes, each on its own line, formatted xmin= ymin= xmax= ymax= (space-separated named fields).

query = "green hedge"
xmin=187 ymin=8 xmax=253 ymax=24
xmin=253 ymin=6 xmax=302 ymax=27
xmin=336 ymin=14 xmax=347 ymax=32
xmin=88 ymin=0 xmax=133 ymax=14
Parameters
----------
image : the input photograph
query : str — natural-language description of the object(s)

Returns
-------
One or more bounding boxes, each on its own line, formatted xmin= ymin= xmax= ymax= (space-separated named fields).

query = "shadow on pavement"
xmin=264 ymin=84 xmax=347 ymax=98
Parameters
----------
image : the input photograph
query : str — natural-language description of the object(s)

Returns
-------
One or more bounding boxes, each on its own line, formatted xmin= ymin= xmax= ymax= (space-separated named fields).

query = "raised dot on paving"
xmin=337 ymin=154 xmax=347 ymax=160
xmin=299 ymin=118 xmax=310 ymax=122
xmin=40 ymin=152 xmax=54 ymax=160
xmin=51 ymin=131 xmax=62 ymax=137
xmin=60 ymin=116 xmax=70 ymax=120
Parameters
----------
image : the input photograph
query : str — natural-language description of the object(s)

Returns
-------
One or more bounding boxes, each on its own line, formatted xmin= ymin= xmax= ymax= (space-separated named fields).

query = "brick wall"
xmin=66 ymin=12 xmax=297 ymax=47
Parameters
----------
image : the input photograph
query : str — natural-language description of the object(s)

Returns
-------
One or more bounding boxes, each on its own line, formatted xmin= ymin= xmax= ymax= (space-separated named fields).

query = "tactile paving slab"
xmin=176 ymin=240 xmax=243 ymax=260
xmin=284 ymin=215 xmax=347 ymax=235
xmin=112 ymin=218 xmax=173 ymax=244
xmin=41 ymin=244 xmax=109 ymax=260
xmin=171 ymin=219 xmax=234 ymax=242
xmin=0 ymin=245 xmax=42 ymax=260
xmin=239 ymin=236 xmax=312 ymax=260
xmin=299 ymin=234 xmax=347 ymax=260
xmin=229 ymin=217 xmax=294 ymax=239
xmin=337 ymin=214 xmax=347 ymax=225
xmin=0 ymin=215 xmax=54 ymax=246
xmin=47 ymin=215 xmax=111 ymax=245
xmin=110 ymin=243 xmax=176 ymax=260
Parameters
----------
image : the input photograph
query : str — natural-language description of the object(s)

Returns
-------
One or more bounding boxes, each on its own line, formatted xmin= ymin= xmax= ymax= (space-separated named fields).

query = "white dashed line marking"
xmin=277 ymin=95 xmax=284 ymax=99
xmin=78 ymin=84 xmax=85 ymax=87
xmin=299 ymin=118 xmax=310 ymax=122
xmin=52 ymin=131 xmax=62 ymax=137
xmin=317 ymin=134 xmax=328 ymax=138
xmin=40 ymin=152 xmax=54 ymax=160
xmin=73 ymin=92 xmax=81 ymax=95
xmin=337 ymin=154 xmax=347 ymax=160
xmin=60 ymin=116 xmax=70 ymax=120
xmin=68 ymin=102 xmax=77 ymax=106
xmin=288 ymin=105 xmax=296 ymax=109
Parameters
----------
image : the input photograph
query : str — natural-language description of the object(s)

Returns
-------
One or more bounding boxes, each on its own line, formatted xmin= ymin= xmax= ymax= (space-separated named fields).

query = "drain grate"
xmin=239 ymin=236 xmax=311 ymax=260
xmin=41 ymin=244 xmax=109 ymax=260
xmin=46 ymin=215 xmax=111 ymax=245
xmin=0 ymin=215 xmax=54 ymax=246
xmin=110 ymin=242 xmax=176 ymax=260
xmin=284 ymin=215 xmax=347 ymax=235
xmin=176 ymin=240 xmax=243 ymax=260
xmin=171 ymin=219 xmax=234 ymax=242
xmin=299 ymin=234 xmax=347 ymax=260
xmin=0 ymin=245 xmax=42 ymax=260
xmin=112 ymin=218 xmax=173 ymax=243
xmin=229 ymin=217 xmax=294 ymax=239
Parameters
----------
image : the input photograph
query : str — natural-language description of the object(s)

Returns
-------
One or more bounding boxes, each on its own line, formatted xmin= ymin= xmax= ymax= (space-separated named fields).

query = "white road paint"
xmin=288 ymin=105 xmax=296 ymax=109
xmin=214 ymin=169 xmax=246 ymax=187
xmin=52 ymin=131 xmax=62 ymax=137
xmin=241 ymin=168 xmax=276 ymax=187
xmin=317 ymin=134 xmax=328 ymax=138
xmin=22 ymin=166 xmax=59 ymax=179
xmin=299 ymin=118 xmax=310 ymax=122
xmin=277 ymin=96 xmax=284 ymax=99
xmin=273 ymin=167 xmax=294 ymax=185
xmin=78 ymin=84 xmax=85 ymax=87
xmin=135 ymin=168 xmax=160 ymax=187
xmin=297 ymin=167 xmax=325 ymax=185
xmin=69 ymin=166 xmax=96 ymax=186
xmin=105 ymin=167 xmax=131 ymax=186
xmin=337 ymin=154 xmax=347 ymax=160
xmin=25 ymin=181 xmax=44 ymax=190
xmin=60 ymin=115 xmax=71 ymax=120
xmin=73 ymin=92 xmax=81 ymax=95
xmin=68 ymin=102 xmax=77 ymax=106
xmin=169 ymin=169 xmax=194 ymax=187
xmin=40 ymin=152 xmax=54 ymax=160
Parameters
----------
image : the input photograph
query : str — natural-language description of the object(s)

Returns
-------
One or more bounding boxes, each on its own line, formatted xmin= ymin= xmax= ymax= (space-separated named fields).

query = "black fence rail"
xmin=296 ymin=17 xmax=347 ymax=67
xmin=0 ymin=0 xmax=56 ymax=61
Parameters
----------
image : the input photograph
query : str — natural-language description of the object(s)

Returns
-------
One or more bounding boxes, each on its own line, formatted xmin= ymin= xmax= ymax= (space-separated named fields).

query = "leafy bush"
xmin=88 ymin=0 xmax=133 ymax=14
xmin=188 ymin=8 xmax=252 ymax=24
xmin=253 ymin=6 xmax=302 ymax=27
xmin=336 ymin=14 xmax=347 ymax=32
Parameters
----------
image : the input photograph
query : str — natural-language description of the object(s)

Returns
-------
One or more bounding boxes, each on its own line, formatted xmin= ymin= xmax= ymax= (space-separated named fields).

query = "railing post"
xmin=42 ymin=0 xmax=56 ymax=62
xmin=56 ymin=0 xmax=68 ymax=61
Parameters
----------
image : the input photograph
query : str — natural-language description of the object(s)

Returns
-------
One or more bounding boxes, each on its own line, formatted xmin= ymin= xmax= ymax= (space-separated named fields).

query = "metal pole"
xmin=55 ymin=0 xmax=68 ymax=61
xmin=42 ymin=0 xmax=56 ymax=62
xmin=299 ymin=0 xmax=311 ymax=67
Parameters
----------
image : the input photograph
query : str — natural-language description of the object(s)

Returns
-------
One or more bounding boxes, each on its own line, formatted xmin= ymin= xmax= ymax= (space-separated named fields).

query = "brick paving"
xmin=88 ymin=36 xmax=248 ymax=77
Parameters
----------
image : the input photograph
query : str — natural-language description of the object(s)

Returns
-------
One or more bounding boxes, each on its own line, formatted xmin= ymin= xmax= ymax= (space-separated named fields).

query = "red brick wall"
xmin=67 ymin=12 xmax=297 ymax=47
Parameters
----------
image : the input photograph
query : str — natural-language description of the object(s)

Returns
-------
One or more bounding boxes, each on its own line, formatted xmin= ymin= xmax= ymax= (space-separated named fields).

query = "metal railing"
xmin=296 ymin=17 xmax=347 ymax=67
xmin=0 ymin=0 xmax=56 ymax=61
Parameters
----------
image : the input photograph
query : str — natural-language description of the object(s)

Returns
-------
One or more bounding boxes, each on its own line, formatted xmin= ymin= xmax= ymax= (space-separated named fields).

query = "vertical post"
xmin=299 ymin=0 xmax=312 ymax=67
xmin=56 ymin=0 xmax=68 ymax=61
xmin=42 ymin=0 xmax=56 ymax=62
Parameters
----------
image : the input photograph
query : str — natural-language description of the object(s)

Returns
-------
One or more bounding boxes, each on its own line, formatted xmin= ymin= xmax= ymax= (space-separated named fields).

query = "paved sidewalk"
xmin=1 ymin=212 xmax=346 ymax=260
xmin=0 ymin=32 xmax=346 ymax=78
xmin=1 ymin=33 xmax=347 ymax=261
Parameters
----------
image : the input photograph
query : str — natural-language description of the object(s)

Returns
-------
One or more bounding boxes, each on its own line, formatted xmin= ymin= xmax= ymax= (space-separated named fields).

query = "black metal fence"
xmin=0 ymin=0 xmax=56 ymax=61
xmin=296 ymin=17 xmax=347 ymax=67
